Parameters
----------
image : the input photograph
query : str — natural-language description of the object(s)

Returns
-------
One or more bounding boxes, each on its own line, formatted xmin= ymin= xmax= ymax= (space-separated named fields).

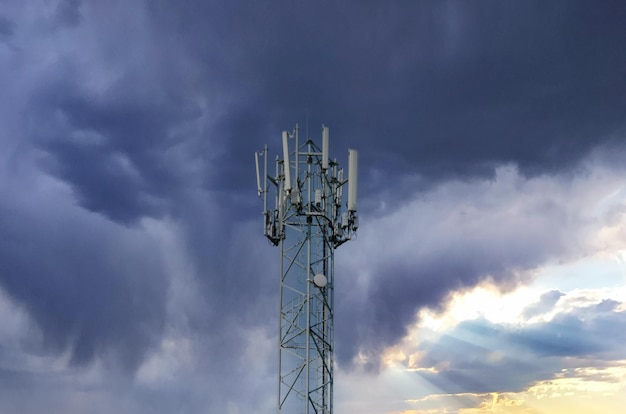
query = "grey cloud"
xmin=416 ymin=323 xmax=548 ymax=394
xmin=522 ymin=289 xmax=564 ymax=319
xmin=511 ymin=300 xmax=626 ymax=360
xmin=512 ymin=314 xmax=602 ymax=358
xmin=0 ymin=15 xmax=15 ymax=40
xmin=24 ymin=52 xmax=207 ymax=224
xmin=55 ymin=0 xmax=82 ymax=28
xmin=2 ymin=5 xmax=277 ymax=408
xmin=2 ymin=1 xmax=626 ymax=412
xmin=0 ymin=191 xmax=168 ymax=371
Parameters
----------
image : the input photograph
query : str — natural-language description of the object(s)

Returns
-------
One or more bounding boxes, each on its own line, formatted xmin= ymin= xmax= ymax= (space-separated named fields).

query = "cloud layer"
xmin=336 ymin=162 xmax=626 ymax=368
xmin=1 ymin=1 xmax=626 ymax=413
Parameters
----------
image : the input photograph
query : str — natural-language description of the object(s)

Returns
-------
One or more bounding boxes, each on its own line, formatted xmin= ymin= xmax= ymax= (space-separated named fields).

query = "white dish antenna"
xmin=313 ymin=273 xmax=327 ymax=288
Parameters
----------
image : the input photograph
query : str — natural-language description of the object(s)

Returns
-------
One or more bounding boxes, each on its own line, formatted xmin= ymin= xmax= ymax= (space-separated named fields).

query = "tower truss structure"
xmin=256 ymin=125 xmax=358 ymax=414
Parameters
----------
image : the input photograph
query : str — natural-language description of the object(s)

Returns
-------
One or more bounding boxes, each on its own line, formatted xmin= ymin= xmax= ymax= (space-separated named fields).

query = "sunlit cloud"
xmin=395 ymin=363 xmax=626 ymax=413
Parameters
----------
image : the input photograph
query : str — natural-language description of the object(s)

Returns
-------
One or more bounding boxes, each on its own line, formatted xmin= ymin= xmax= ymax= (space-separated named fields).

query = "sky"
xmin=1 ymin=1 xmax=626 ymax=413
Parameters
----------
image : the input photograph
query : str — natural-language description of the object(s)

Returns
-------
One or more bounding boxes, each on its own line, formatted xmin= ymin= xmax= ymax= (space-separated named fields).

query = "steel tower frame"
xmin=256 ymin=125 xmax=358 ymax=414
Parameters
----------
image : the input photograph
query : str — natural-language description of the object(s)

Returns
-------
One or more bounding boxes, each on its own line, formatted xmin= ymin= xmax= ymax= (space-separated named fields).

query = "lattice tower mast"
xmin=255 ymin=124 xmax=359 ymax=414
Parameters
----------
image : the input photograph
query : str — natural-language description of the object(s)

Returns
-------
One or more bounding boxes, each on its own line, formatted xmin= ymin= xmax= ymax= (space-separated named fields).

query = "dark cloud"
xmin=19 ymin=0 xmax=626 ymax=221
xmin=2 ymin=1 xmax=278 ymax=402
xmin=55 ymin=0 xmax=82 ymax=28
xmin=0 ymin=15 xmax=15 ymax=41
xmin=0 ymin=196 xmax=168 ymax=371
xmin=2 ymin=0 xmax=626 ymax=412
xmin=150 ymin=0 xmax=626 ymax=193
xmin=23 ymin=45 xmax=207 ymax=223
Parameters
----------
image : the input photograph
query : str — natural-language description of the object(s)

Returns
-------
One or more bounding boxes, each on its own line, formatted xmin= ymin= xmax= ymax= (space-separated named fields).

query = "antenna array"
xmin=256 ymin=124 xmax=358 ymax=414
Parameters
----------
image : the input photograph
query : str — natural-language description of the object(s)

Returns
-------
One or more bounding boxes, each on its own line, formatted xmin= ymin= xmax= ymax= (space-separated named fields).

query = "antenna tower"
xmin=256 ymin=124 xmax=359 ymax=413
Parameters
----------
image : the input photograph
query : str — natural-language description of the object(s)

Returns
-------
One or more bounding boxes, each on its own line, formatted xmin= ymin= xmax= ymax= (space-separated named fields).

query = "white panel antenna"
xmin=282 ymin=131 xmax=292 ymax=192
xmin=336 ymin=168 xmax=343 ymax=203
xmin=347 ymin=149 xmax=358 ymax=212
xmin=255 ymin=151 xmax=262 ymax=196
xmin=322 ymin=126 xmax=329 ymax=170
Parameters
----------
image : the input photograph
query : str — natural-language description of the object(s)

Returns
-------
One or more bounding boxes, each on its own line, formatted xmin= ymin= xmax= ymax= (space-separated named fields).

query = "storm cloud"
xmin=1 ymin=1 xmax=626 ymax=412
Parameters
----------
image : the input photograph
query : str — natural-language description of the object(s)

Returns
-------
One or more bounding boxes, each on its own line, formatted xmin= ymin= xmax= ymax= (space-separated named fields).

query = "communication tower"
xmin=255 ymin=124 xmax=359 ymax=413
